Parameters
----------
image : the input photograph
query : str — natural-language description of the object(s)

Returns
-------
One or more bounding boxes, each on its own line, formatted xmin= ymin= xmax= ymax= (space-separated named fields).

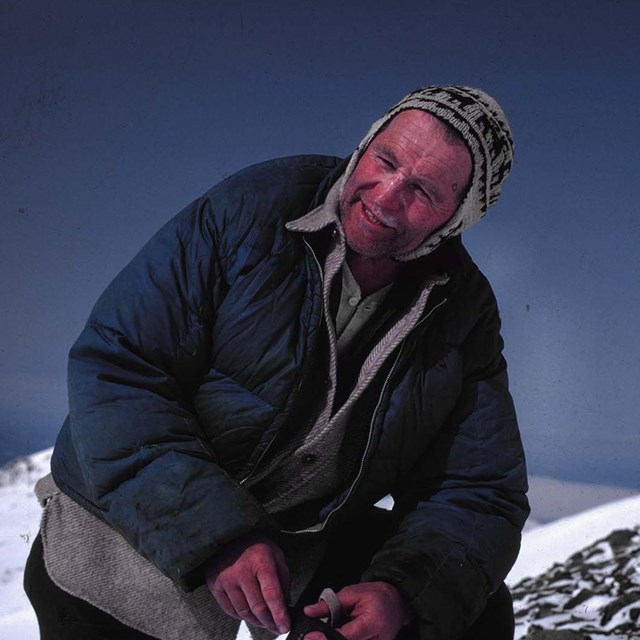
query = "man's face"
xmin=340 ymin=110 xmax=473 ymax=259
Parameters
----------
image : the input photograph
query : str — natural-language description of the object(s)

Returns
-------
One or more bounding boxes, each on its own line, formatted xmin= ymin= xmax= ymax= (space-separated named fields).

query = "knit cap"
xmin=340 ymin=86 xmax=515 ymax=261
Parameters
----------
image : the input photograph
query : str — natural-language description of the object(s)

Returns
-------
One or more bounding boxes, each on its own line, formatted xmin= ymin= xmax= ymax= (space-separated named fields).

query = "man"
xmin=25 ymin=86 xmax=529 ymax=640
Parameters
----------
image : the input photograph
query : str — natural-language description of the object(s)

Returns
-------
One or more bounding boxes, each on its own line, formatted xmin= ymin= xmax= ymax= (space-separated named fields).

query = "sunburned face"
xmin=340 ymin=110 xmax=473 ymax=259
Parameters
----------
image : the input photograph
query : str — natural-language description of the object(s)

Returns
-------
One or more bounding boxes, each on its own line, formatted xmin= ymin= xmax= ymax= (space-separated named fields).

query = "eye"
xmin=414 ymin=184 xmax=432 ymax=202
xmin=377 ymin=155 xmax=395 ymax=169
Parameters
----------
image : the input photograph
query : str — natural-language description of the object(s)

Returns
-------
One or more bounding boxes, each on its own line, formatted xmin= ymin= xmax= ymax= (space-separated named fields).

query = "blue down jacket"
xmin=51 ymin=154 xmax=529 ymax=638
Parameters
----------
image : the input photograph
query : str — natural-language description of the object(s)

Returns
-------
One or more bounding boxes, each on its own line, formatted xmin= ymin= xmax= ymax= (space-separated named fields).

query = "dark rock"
xmin=600 ymin=591 xmax=640 ymax=626
xmin=521 ymin=626 xmax=591 ymax=639
xmin=563 ymin=588 xmax=594 ymax=610
xmin=606 ymin=529 xmax=635 ymax=551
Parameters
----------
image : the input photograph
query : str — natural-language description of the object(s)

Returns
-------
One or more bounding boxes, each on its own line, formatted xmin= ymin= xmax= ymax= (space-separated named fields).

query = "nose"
xmin=375 ymin=173 xmax=405 ymax=211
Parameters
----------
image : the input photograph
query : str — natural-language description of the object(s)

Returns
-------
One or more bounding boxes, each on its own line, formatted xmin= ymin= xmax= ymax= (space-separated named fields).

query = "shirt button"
xmin=301 ymin=453 xmax=317 ymax=464
xmin=348 ymin=296 xmax=359 ymax=307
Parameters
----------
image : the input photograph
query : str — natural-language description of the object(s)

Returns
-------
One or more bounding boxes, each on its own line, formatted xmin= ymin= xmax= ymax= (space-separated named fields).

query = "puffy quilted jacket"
xmin=51 ymin=154 xmax=529 ymax=639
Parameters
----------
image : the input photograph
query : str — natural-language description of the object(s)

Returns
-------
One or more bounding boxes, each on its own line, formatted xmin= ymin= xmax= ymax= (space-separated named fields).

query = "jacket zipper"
xmin=283 ymin=295 xmax=449 ymax=534
xmin=239 ymin=240 xmax=324 ymax=486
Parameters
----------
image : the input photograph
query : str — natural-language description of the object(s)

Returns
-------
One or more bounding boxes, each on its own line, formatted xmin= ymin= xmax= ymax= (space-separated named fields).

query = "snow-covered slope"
xmin=507 ymin=493 xmax=640 ymax=586
xmin=0 ymin=449 xmax=51 ymax=639
xmin=507 ymin=497 xmax=640 ymax=639
xmin=0 ymin=449 xmax=637 ymax=639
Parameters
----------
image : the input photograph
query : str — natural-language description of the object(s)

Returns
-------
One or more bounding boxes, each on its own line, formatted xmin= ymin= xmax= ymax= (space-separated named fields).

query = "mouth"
xmin=361 ymin=202 xmax=393 ymax=229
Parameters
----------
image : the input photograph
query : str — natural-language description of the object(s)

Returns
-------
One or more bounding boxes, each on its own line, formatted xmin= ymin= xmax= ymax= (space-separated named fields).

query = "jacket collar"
xmin=285 ymin=174 xmax=345 ymax=235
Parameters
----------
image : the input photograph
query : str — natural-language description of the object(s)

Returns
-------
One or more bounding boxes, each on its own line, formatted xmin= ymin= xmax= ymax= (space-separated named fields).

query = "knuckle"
xmin=218 ymin=567 xmax=237 ymax=583
xmin=261 ymin=583 xmax=281 ymax=599
xmin=248 ymin=544 xmax=269 ymax=559
xmin=235 ymin=605 xmax=253 ymax=617
xmin=256 ymin=556 xmax=276 ymax=571
xmin=212 ymin=586 xmax=227 ymax=598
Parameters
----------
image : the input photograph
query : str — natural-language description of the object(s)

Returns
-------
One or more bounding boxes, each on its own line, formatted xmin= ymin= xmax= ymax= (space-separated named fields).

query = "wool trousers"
xmin=25 ymin=509 xmax=514 ymax=640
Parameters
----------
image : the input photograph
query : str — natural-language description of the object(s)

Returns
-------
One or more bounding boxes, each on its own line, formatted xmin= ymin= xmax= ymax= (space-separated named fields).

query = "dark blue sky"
xmin=1 ymin=0 xmax=639 ymax=488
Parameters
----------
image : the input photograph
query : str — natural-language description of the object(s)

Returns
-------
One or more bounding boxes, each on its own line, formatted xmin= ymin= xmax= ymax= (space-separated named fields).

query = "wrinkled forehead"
xmin=371 ymin=109 xmax=473 ymax=176
xmin=357 ymin=108 xmax=475 ymax=186
xmin=385 ymin=108 xmax=473 ymax=157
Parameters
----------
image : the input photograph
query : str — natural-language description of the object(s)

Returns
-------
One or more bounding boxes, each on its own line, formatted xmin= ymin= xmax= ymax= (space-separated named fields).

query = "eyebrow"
xmin=373 ymin=143 xmax=400 ymax=166
xmin=372 ymin=143 xmax=445 ymax=204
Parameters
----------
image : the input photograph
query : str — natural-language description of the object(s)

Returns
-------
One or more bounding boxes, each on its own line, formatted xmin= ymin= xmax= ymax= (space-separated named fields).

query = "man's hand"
xmin=205 ymin=533 xmax=291 ymax=635
xmin=303 ymin=581 xmax=412 ymax=640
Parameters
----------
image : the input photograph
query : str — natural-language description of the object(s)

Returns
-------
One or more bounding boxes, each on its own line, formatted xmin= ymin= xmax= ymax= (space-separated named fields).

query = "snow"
xmin=0 ymin=448 xmax=637 ymax=639
xmin=0 ymin=450 xmax=51 ymax=617
xmin=506 ymin=493 xmax=640 ymax=586
xmin=0 ymin=450 xmax=51 ymax=639
xmin=0 ymin=609 xmax=39 ymax=639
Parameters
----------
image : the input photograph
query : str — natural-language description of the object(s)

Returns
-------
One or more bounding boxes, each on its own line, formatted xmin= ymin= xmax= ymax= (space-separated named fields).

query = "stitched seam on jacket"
xmin=207 ymin=367 xmax=278 ymax=410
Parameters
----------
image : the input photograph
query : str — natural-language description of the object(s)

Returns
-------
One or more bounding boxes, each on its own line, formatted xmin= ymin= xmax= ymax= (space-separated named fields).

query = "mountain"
xmin=0 ymin=449 xmax=637 ymax=639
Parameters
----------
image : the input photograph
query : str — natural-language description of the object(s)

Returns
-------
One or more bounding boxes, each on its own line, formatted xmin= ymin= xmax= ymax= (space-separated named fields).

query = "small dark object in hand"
xmin=286 ymin=588 xmax=348 ymax=640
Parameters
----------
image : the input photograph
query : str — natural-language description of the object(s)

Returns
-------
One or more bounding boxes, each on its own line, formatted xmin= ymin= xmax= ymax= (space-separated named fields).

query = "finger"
xmin=303 ymin=633 xmax=328 ymax=640
xmin=255 ymin=556 xmax=290 ymax=633
xmin=338 ymin=617 xmax=377 ymax=640
xmin=225 ymin=583 xmax=264 ymax=629
xmin=303 ymin=601 xmax=330 ymax=617
xmin=242 ymin=575 xmax=281 ymax=632
xmin=211 ymin=587 xmax=237 ymax=619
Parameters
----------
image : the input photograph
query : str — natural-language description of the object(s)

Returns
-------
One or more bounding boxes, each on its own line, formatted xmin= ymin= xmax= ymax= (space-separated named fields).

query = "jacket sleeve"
xmin=51 ymin=193 xmax=274 ymax=590
xmin=361 ymin=286 xmax=529 ymax=639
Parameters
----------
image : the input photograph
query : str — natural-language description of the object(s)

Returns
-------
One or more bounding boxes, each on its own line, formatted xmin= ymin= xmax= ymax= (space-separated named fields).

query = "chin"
xmin=346 ymin=238 xmax=394 ymax=260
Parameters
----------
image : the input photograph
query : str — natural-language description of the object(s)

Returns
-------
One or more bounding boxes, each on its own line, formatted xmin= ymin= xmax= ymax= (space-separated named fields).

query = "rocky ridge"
xmin=512 ymin=527 xmax=640 ymax=639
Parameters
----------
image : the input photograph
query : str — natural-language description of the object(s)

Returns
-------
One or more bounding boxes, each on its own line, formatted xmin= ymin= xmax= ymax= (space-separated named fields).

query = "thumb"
xmin=303 ymin=600 xmax=330 ymax=618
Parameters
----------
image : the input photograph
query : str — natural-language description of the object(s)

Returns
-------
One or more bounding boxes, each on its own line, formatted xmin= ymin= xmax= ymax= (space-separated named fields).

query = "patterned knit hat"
xmin=341 ymin=86 xmax=515 ymax=261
